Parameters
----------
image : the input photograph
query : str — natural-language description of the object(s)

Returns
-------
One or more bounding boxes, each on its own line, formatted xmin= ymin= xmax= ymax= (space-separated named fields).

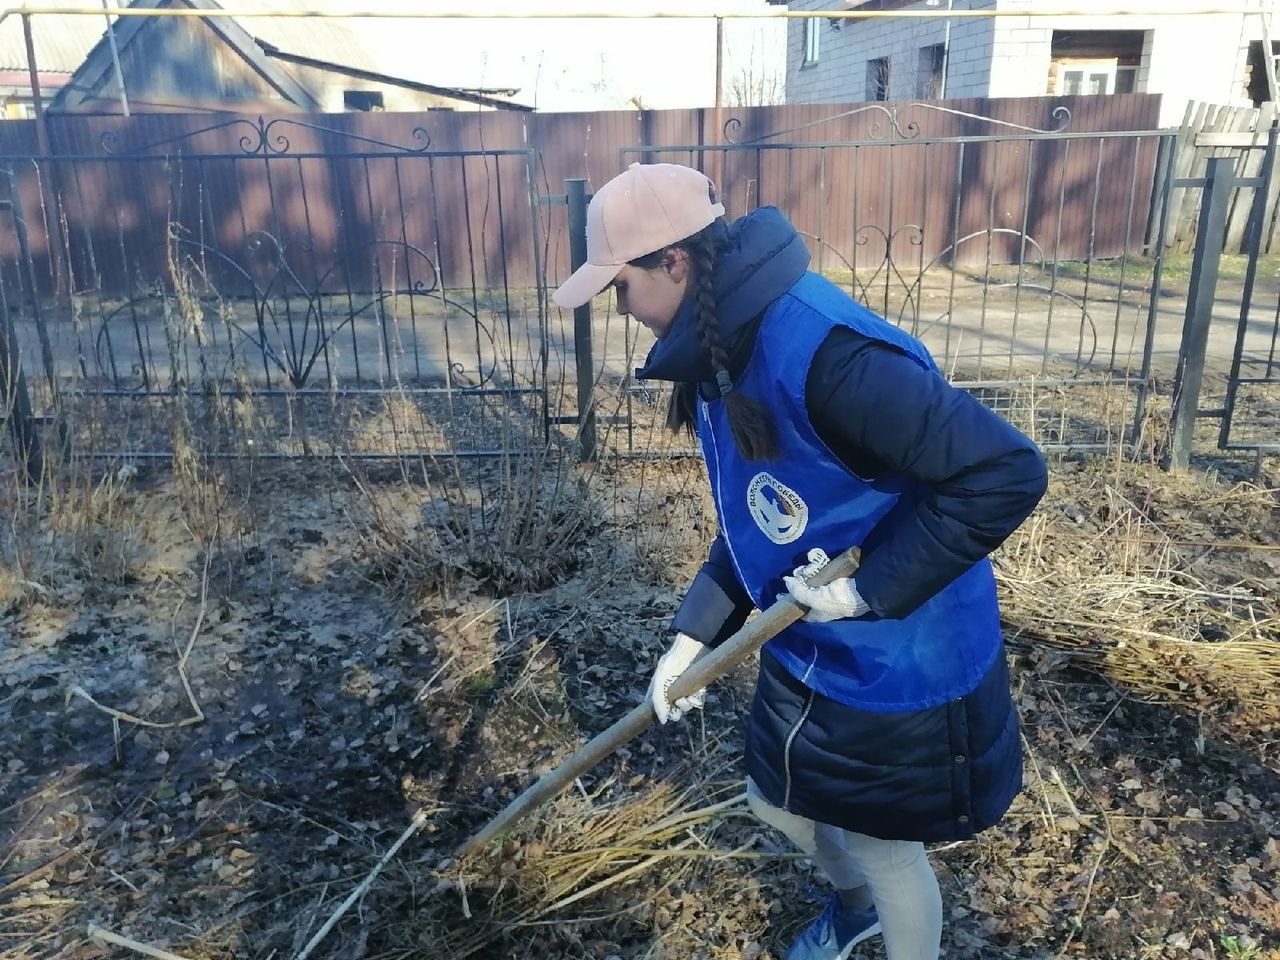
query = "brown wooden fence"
xmin=0 ymin=93 xmax=1163 ymax=299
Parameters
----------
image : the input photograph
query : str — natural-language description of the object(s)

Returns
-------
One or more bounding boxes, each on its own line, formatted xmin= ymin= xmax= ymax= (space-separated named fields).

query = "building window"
xmin=1049 ymin=30 xmax=1145 ymax=96
xmin=803 ymin=17 xmax=821 ymax=66
xmin=916 ymin=43 xmax=947 ymax=99
xmin=1056 ymin=61 xmax=1133 ymax=96
xmin=1245 ymin=39 xmax=1280 ymax=104
xmin=1057 ymin=65 xmax=1110 ymax=96
xmin=344 ymin=90 xmax=385 ymax=111
xmin=867 ymin=56 xmax=891 ymax=101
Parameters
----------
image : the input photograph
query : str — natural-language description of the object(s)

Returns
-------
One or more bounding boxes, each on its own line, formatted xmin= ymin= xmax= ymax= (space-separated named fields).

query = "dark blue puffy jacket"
xmin=638 ymin=207 xmax=1047 ymax=841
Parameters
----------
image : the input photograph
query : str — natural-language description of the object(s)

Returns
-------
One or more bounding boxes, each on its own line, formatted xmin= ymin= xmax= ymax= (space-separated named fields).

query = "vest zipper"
xmin=782 ymin=650 xmax=820 ymax=810
xmin=782 ymin=687 xmax=816 ymax=810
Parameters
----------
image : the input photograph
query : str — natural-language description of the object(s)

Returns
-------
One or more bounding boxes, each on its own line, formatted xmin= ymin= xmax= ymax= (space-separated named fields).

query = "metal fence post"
xmin=1166 ymin=156 xmax=1236 ymax=471
xmin=566 ymin=178 xmax=597 ymax=463
xmin=0 ymin=308 xmax=43 ymax=482
xmin=1219 ymin=124 xmax=1279 ymax=452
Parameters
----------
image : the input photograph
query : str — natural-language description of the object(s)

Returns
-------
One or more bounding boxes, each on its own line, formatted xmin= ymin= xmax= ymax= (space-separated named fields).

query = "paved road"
xmin=6 ymin=271 xmax=1277 ymax=398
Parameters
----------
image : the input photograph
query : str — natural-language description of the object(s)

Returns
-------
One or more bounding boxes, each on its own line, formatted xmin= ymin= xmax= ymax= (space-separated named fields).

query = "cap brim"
xmin=552 ymin=261 xmax=623 ymax=309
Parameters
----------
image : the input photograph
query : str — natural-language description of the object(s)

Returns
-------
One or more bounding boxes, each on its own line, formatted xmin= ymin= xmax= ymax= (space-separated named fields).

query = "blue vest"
xmin=698 ymin=273 xmax=1003 ymax=712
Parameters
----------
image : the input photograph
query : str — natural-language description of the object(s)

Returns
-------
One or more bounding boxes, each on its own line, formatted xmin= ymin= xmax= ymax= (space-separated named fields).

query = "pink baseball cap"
xmin=552 ymin=162 xmax=725 ymax=309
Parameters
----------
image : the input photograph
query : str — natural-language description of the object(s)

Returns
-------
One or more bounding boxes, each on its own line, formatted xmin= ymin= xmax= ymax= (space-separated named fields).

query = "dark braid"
xmin=690 ymin=236 xmax=778 ymax=461
xmin=666 ymin=382 xmax=698 ymax=437
xmin=636 ymin=225 xmax=778 ymax=461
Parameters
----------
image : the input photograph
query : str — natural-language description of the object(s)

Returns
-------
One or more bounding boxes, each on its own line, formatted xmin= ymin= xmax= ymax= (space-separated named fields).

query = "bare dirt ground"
xmin=2 ymin=428 xmax=1279 ymax=959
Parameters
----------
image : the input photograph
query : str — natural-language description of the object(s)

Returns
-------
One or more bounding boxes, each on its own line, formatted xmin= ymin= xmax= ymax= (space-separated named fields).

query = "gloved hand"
xmin=647 ymin=632 xmax=707 ymax=724
xmin=783 ymin=547 xmax=870 ymax=623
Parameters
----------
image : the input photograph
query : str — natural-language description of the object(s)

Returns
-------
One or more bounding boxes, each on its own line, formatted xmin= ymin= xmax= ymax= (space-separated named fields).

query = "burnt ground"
xmin=1 ymin=449 xmax=1278 ymax=960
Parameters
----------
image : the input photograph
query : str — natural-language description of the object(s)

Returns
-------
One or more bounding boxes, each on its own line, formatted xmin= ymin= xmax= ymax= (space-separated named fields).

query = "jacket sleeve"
xmin=670 ymin=532 xmax=756 ymax=648
xmin=806 ymin=328 xmax=1048 ymax=619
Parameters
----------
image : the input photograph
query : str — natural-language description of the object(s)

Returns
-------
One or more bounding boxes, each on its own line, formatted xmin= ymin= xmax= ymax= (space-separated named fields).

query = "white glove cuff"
xmin=831 ymin=579 xmax=871 ymax=618
xmin=669 ymin=632 xmax=706 ymax=660
xmin=784 ymin=574 xmax=871 ymax=621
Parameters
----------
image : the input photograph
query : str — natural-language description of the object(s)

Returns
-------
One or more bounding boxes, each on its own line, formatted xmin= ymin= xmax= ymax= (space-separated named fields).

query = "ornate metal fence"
xmin=2 ymin=101 xmax=1273 ymax=470
xmin=0 ymin=116 xmax=549 ymax=460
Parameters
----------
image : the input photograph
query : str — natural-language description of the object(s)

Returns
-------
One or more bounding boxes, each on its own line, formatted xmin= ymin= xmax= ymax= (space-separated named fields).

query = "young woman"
xmin=553 ymin=163 xmax=1047 ymax=960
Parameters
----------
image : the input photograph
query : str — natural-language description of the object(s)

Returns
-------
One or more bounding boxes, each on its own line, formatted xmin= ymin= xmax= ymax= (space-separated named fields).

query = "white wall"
xmin=988 ymin=0 xmax=1256 ymax=126
xmin=985 ymin=8 xmax=1052 ymax=104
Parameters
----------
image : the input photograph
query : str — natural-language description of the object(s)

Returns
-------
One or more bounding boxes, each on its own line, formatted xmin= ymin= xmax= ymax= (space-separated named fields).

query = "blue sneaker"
xmin=784 ymin=893 xmax=882 ymax=960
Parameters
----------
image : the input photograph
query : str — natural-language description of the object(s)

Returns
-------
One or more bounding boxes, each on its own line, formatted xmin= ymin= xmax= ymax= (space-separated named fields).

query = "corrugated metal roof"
xmin=0 ymin=0 xmax=114 ymax=73
xmin=0 ymin=0 xmax=525 ymax=106
xmin=240 ymin=0 xmax=383 ymax=74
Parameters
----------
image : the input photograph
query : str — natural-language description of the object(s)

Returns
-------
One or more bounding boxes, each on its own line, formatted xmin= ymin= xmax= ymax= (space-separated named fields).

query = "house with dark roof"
xmin=0 ymin=0 xmax=530 ymax=117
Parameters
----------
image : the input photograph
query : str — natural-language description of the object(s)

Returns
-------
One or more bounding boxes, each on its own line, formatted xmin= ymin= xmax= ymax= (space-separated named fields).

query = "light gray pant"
xmin=746 ymin=778 xmax=943 ymax=960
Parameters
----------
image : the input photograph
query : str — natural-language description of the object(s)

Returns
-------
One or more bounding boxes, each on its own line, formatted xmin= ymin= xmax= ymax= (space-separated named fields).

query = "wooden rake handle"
xmin=455 ymin=546 xmax=861 ymax=858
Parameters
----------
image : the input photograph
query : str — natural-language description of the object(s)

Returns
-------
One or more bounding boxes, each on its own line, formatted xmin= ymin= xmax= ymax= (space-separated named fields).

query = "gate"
xmin=1167 ymin=127 xmax=1280 ymax=469
xmin=1221 ymin=129 xmax=1280 ymax=457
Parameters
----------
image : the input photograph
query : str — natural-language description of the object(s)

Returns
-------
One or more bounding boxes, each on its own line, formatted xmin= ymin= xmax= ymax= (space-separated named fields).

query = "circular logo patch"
xmin=747 ymin=472 xmax=808 ymax=544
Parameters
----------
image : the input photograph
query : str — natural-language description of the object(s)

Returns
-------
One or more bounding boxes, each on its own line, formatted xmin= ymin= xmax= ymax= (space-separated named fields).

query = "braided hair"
xmin=630 ymin=226 xmax=778 ymax=462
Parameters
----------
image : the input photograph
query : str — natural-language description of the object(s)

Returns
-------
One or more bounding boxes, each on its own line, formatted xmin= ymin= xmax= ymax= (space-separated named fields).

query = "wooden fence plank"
xmin=1225 ymin=103 xmax=1272 ymax=253
xmin=1168 ymin=100 xmax=1206 ymax=249
xmin=1264 ymin=154 xmax=1280 ymax=254
xmin=1174 ymin=103 xmax=1232 ymax=252
xmin=1195 ymin=131 xmax=1274 ymax=147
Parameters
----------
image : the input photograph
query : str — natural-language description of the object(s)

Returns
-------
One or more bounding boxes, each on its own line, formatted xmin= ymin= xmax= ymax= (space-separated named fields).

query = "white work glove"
xmin=647 ymin=632 xmax=707 ymax=724
xmin=783 ymin=547 xmax=870 ymax=623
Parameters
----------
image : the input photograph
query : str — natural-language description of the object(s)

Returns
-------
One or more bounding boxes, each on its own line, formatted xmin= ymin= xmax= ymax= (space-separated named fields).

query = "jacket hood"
xmin=634 ymin=206 xmax=810 ymax=385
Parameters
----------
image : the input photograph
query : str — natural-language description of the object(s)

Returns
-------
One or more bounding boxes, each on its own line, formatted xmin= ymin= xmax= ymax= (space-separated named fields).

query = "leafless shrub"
xmin=347 ymin=394 xmax=605 ymax=603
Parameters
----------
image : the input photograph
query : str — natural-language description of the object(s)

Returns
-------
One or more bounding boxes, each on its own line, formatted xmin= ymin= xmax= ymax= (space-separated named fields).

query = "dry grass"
xmin=372 ymin=770 xmax=767 ymax=960
xmin=0 ymin=422 xmax=250 ymax=613
xmin=596 ymin=457 xmax=716 ymax=588
xmin=996 ymin=466 xmax=1279 ymax=716
xmin=346 ymin=438 xmax=605 ymax=602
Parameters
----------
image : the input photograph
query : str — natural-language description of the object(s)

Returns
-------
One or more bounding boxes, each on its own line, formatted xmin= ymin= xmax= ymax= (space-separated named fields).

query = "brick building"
xmin=776 ymin=0 xmax=1280 ymax=127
